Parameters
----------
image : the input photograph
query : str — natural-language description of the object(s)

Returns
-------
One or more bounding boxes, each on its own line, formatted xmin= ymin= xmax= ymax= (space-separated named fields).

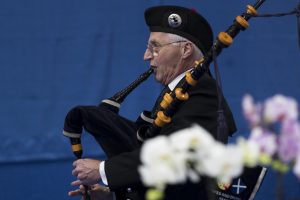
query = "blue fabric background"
xmin=0 ymin=0 xmax=299 ymax=199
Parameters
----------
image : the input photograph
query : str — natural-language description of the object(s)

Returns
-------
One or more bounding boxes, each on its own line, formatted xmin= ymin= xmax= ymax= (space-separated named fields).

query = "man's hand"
xmin=72 ymin=158 xmax=102 ymax=186
xmin=68 ymin=184 xmax=113 ymax=200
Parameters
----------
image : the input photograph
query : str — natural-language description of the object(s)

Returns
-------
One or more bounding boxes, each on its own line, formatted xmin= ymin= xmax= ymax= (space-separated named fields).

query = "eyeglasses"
xmin=146 ymin=40 xmax=187 ymax=57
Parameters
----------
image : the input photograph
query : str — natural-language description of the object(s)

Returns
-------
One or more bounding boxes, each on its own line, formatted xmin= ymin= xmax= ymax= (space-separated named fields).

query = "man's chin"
xmin=154 ymin=75 xmax=161 ymax=83
xmin=154 ymin=76 xmax=167 ymax=85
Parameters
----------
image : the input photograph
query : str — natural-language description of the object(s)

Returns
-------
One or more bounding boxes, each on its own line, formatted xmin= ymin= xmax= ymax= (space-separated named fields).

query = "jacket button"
xmin=127 ymin=187 xmax=132 ymax=192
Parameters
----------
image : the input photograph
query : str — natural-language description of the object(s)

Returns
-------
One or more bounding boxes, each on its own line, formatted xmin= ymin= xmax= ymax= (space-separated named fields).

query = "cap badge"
xmin=168 ymin=13 xmax=182 ymax=28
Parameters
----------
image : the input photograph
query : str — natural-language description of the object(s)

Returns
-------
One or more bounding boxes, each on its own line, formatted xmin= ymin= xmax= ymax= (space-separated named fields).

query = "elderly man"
xmin=68 ymin=5 xmax=236 ymax=200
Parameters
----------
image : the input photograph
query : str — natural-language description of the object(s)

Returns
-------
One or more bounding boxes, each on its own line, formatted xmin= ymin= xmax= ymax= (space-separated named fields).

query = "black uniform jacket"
xmin=105 ymin=72 xmax=236 ymax=199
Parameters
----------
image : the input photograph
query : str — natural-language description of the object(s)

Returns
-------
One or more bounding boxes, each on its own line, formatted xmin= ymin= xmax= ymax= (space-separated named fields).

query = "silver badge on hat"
xmin=168 ymin=13 xmax=182 ymax=28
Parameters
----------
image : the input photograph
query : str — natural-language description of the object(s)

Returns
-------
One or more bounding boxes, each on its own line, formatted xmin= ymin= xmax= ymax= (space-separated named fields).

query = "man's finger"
xmin=79 ymin=185 xmax=85 ymax=190
xmin=73 ymin=159 xmax=79 ymax=167
xmin=68 ymin=189 xmax=82 ymax=197
xmin=72 ymin=168 xmax=79 ymax=176
xmin=71 ymin=180 xmax=82 ymax=186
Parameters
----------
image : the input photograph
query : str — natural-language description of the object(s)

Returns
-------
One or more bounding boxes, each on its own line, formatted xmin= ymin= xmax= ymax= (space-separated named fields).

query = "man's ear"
xmin=181 ymin=42 xmax=193 ymax=59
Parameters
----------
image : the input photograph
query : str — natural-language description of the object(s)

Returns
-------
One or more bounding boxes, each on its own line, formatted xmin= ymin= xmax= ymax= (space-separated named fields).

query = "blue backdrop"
xmin=0 ymin=0 xmax=299 ymax=199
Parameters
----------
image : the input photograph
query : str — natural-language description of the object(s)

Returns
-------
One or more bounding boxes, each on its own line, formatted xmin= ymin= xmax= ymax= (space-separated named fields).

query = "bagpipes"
xmin=63 ymin=0 xmax=300 ymax=199
xmin=63 ymin=68 xmax=153 ymax=200
xmin=63 ymin=68 xmax=153 ymax=158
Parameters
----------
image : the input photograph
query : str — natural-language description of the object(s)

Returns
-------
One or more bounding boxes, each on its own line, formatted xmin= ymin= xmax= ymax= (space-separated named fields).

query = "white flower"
xmin=216 ymin=145 xmax=244 ymax=183
xmin=168 ymin=125 xmax=217 ymax=183
xmin=140 ymin=136 xmax=171 ymax=165
xmin=237 ymin=137 xmax=260 ymax=167
xmin=186 ymin=168 xmax=201 ymax=183
xmin=139 ymin=163 xmax=185 ymax=189
xmin=264 ymin=94 xmax=298 ymax=123
xmin=217 ymin=145 xmax=244 ymax=183
xmin=169 ymin=124 xmax=215 ymax=152
xmin=195 ymin=142 xmax=224 ymax=176
xmin=196 ymin=143 xmax=244 ymax=184
xmin=139 ymin=136 xmax=187 ymax=187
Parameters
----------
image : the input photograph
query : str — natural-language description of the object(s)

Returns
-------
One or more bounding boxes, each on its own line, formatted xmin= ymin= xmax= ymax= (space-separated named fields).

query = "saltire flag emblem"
xmin=231 ymin=178 xmax=247 ymax=195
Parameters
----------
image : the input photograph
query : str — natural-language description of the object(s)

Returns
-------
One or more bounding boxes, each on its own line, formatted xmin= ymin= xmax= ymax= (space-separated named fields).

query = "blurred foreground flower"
xmin=139 ymin=125 xmax=260 ymax=190
xmin=139 ymin=94 xmax=300 ymax=199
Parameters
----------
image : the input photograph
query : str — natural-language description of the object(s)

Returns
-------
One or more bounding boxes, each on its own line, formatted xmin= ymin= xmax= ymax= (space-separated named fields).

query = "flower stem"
xmin=206 ymin=178 xmax=216 ymax=200
xmin=276 ymin=171 xmax=285 ymax=200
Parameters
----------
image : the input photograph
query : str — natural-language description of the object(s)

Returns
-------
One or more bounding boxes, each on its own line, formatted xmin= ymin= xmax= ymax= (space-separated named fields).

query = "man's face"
xmin=144 ymin=32 xmax=184 ymax=85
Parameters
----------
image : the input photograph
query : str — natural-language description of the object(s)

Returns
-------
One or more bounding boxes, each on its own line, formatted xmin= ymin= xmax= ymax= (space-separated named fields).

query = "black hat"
xmin=145 ymin=5 xmax=213 ymax=54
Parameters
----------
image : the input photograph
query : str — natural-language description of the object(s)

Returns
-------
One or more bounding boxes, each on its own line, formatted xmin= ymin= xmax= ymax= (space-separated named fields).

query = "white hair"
xmin=166 ymin=33 xmax=203 ymax=60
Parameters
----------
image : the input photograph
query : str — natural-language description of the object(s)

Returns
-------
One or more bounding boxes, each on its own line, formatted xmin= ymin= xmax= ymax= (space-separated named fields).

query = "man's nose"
xmin=143 ymin=48 xmax=153 ymax=61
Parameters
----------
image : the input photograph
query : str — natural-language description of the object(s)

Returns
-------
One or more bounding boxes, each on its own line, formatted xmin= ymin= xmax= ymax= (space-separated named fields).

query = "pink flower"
xmin=278 ymin=120 xmax=300 ymax=162
xmin=242 ymin=94 xmax=262 ymax=127
xmin=249 ymin=127 xmax=277 ymax=156
xmin=264 ymin=95 xmax=298 ymax=124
